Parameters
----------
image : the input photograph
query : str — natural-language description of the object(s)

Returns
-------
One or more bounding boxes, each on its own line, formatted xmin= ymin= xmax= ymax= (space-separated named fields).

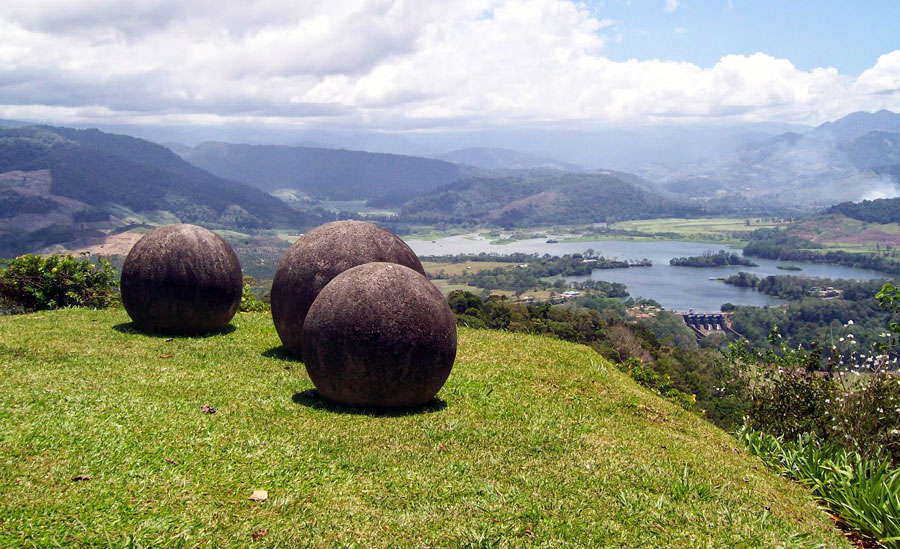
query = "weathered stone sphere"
xmin=121 ymin=223 xmax=242 ymax=335
xmin=301 ymin=262 xmax=457 ymax=409
xmin=271 ymin=220 xmax=425 ymax=356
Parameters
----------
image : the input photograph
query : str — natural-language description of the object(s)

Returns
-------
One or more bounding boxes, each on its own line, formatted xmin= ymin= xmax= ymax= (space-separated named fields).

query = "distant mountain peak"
xmin=813 ymin=109 xmax=900 ymax=140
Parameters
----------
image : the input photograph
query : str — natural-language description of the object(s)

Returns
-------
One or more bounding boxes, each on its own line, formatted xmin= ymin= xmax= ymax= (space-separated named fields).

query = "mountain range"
xmin=179 ymin=142 xmax=476 ymax=206
xmin=0 ymin=125 xmax=322 ymax=256
xmin=654 ymin=110 xmax=900 ymax=212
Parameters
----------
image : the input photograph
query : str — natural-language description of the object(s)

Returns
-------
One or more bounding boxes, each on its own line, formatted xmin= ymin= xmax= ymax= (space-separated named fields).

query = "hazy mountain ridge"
xmin=435 ymin=147 xmax=582 ymax=171
xmin=659 ymin=111 xmax=900 ymax=212
xmin=177 ymin=141 xmax=477 ymax=206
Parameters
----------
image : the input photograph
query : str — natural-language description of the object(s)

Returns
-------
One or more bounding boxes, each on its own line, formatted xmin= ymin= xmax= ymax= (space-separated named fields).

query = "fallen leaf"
xmin=72 ymin=474 xmax=91 ymax=481
xmin=164 ymin=338 xmax=173 ymax=342
xmin=437 ymin=443 xmax=448 ymax=452
xmin=284 ymin=365 xmax=292 ymax=370
xmin=251 ymin=529 xmax=268 ymax=540
xmin=15 ymin=478 xmax=24 ymax=485
xmin=249 ymin=490 xmax=268 ymax=502
xmin=159 ymin=354 xmax=174 ymax=359
xmin=165 ymin=458 xmax=177 ymax=465
xmin=201 ymin=405 xmax=217 ymax=414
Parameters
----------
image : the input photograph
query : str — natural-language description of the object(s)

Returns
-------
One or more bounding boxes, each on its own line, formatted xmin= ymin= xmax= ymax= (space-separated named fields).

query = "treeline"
xmin=729 ymin=287 xmax=892 ymax=353
xmin=743 ymin=228 xmax=900 ymax=275
xmin=724 ymin=273 xmax=886 ymax=301
xmin=0 ymin=194 xmax=57 ymax=218
xmin=669 ymin=250 xmax=757 ymax=267
xmin=827 ymin=196 xmax=900 ymax=224
xmin=447 ymin=290 xmax=746 ymax=428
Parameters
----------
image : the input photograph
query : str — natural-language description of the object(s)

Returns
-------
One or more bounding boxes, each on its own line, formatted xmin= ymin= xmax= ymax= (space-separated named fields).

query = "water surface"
xmin=406 ymin=235 xmax=889 ymax=312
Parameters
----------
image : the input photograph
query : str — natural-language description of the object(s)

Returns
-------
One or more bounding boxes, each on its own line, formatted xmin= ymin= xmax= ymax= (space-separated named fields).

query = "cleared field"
xmin=422 ymin=260 xmax=514 ymax=277
xmin=611 ymin=217 xmax=788 ymax=237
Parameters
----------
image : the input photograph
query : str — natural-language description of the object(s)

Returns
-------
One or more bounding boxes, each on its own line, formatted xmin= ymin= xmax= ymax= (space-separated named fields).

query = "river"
xmin=405 ymin=234 xmax=889 ymax=312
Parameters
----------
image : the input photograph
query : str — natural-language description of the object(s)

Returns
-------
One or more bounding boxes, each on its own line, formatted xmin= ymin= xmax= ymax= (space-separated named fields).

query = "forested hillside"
xmin=400 ymin=173 xmax=703 ymax=227
xmin=0 ymin=126 xmax=316 ymax=230
xmin=827 ymin=196 xmax=900 ymax=224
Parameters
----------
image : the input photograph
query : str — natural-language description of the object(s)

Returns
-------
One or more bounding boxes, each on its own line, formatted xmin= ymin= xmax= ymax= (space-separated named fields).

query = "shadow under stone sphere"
xmin=121 ymin=223 xmax=243 ymax=335
xmin=271 ymin=220 xmax=425 ymax=356
xmin=301 ymin=262 xmax=457 ymax=409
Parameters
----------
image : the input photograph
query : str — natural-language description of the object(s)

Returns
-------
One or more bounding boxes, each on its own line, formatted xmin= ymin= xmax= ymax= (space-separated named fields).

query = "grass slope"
xmin=0 ymin=309 xmax=846 ymax=547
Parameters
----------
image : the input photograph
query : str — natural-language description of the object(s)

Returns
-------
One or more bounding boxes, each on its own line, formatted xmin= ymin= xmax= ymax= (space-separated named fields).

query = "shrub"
xmin=0 ymin=254 xmax=118 ymax=313
xmin=239 ymin=276 xmax=269 ymax=313
xmin=725 ymin=282 xmax=900 ymax=462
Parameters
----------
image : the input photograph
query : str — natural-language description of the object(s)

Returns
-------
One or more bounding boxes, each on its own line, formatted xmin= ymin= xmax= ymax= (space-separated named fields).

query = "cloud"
xmin=858 ymin=176 xmax=900 ymax=201
xmin=0 ymin=0 xmax=898 ymax=132
xmin=665 ymin=0 xmax=679 ymax=12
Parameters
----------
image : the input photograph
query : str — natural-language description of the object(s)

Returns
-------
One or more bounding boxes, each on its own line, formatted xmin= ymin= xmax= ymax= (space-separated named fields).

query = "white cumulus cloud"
xmin=0 ymin=0 xmax=897 ymax=131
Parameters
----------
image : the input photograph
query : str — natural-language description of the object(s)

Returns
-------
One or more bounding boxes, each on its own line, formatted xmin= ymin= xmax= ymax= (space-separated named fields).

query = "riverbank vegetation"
xmin=743 ymin=228 xmax=900 ymax=275
xmin=423 ymin=252 xmax=645 ymax=295
xmin=669 ymin=250 xmax=758 ymax=267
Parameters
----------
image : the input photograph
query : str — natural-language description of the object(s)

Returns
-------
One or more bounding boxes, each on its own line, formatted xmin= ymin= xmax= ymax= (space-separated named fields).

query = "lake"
xmin=405 ymin=234 xmax=889 ymax=312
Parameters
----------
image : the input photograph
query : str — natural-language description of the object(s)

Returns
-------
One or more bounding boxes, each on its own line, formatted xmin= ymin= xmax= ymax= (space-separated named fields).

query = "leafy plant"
xmin=740 ymin=427 xmax=900 ymax=547
xmin=0 ymin=253 xmax=117 ymax=313
xmin=239 ymin=276 xmax=269 ymax=313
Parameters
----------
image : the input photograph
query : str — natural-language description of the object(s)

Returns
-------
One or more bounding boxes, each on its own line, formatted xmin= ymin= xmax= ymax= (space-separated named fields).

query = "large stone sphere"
xmin=271 ymin=220 xmax=425 ymax=356
xmin=301 ymin=262 xmax=457 ymax=409
xmin=121 ymin=224 xmax=243 ymax=335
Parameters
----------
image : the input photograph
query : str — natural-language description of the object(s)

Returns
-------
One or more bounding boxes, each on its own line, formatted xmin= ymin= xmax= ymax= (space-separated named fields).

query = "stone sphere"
xmin=271 ymin=220 xmax=425 ymax=356
xmin=121 ymin=223 xmax=243 ymax=335
xmin=301 ymin=262 xmax=457 ymax=409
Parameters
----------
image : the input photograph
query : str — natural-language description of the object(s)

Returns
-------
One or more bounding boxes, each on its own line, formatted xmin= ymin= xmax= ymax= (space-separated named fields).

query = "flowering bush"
xmin=0 ymin=253 xmax=118 ymax=313
xmin=726 ymin=283 xmax=900 ymax=463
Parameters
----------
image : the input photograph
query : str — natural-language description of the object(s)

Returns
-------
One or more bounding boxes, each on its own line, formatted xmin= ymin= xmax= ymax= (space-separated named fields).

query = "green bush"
xmin=0 ymin=254 xmax=118 ymax=313
xmin=724 ymin=282 xmax=900 ymax=462
xmin=239 ymin=277 xmax=269 ymax=313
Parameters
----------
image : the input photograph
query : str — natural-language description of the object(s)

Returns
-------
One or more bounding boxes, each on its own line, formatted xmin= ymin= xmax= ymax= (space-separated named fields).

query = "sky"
xmin=0 ymin=0 xmax=898 ymax=134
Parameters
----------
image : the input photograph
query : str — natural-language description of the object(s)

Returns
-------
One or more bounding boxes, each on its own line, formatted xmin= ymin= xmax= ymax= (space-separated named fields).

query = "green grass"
xmin=0 ymin=309 xmax=848 ymax=547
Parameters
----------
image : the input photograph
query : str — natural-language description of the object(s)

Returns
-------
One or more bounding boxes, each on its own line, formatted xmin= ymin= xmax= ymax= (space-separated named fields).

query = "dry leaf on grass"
xmin=72 ymin=474 xmax=91 ymax=481
xmin=159 ymin=354 xmax=174 ymax=359
xmin=201 ymin=405 xmax=217 ymax=414
xmin=249 ymin=490 xmax=268 ymax=502
xmin=252 ymin=529 xmax=268 ymax=540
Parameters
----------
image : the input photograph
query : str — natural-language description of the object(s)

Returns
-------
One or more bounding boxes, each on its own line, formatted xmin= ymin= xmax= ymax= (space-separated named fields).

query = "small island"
xmin=777 ymin=265 xmax=803 ymax=271
xmin=669 ymin=250 xmax=758 ymax=267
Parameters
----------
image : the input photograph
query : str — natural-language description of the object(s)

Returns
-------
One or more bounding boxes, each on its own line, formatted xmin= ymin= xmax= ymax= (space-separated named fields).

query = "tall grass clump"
xmin=740 ymin=427 xmax=900 ymax=547
xmin=0 ymin=253 xmax=117 ymax=313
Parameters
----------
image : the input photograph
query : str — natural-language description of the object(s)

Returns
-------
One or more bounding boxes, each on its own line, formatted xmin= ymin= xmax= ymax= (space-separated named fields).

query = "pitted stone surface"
xmin=301 ymin=262 xmax=457 ymax=409
xmin=270 ymin=220 xmax=425 ymax=356
xmin=121 ymin=223 xmax=242 ymax=334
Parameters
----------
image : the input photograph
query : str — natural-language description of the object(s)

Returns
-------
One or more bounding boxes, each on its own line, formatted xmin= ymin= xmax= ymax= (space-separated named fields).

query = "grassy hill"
xmin=0 ymin=309 xmax=847 ymax=546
